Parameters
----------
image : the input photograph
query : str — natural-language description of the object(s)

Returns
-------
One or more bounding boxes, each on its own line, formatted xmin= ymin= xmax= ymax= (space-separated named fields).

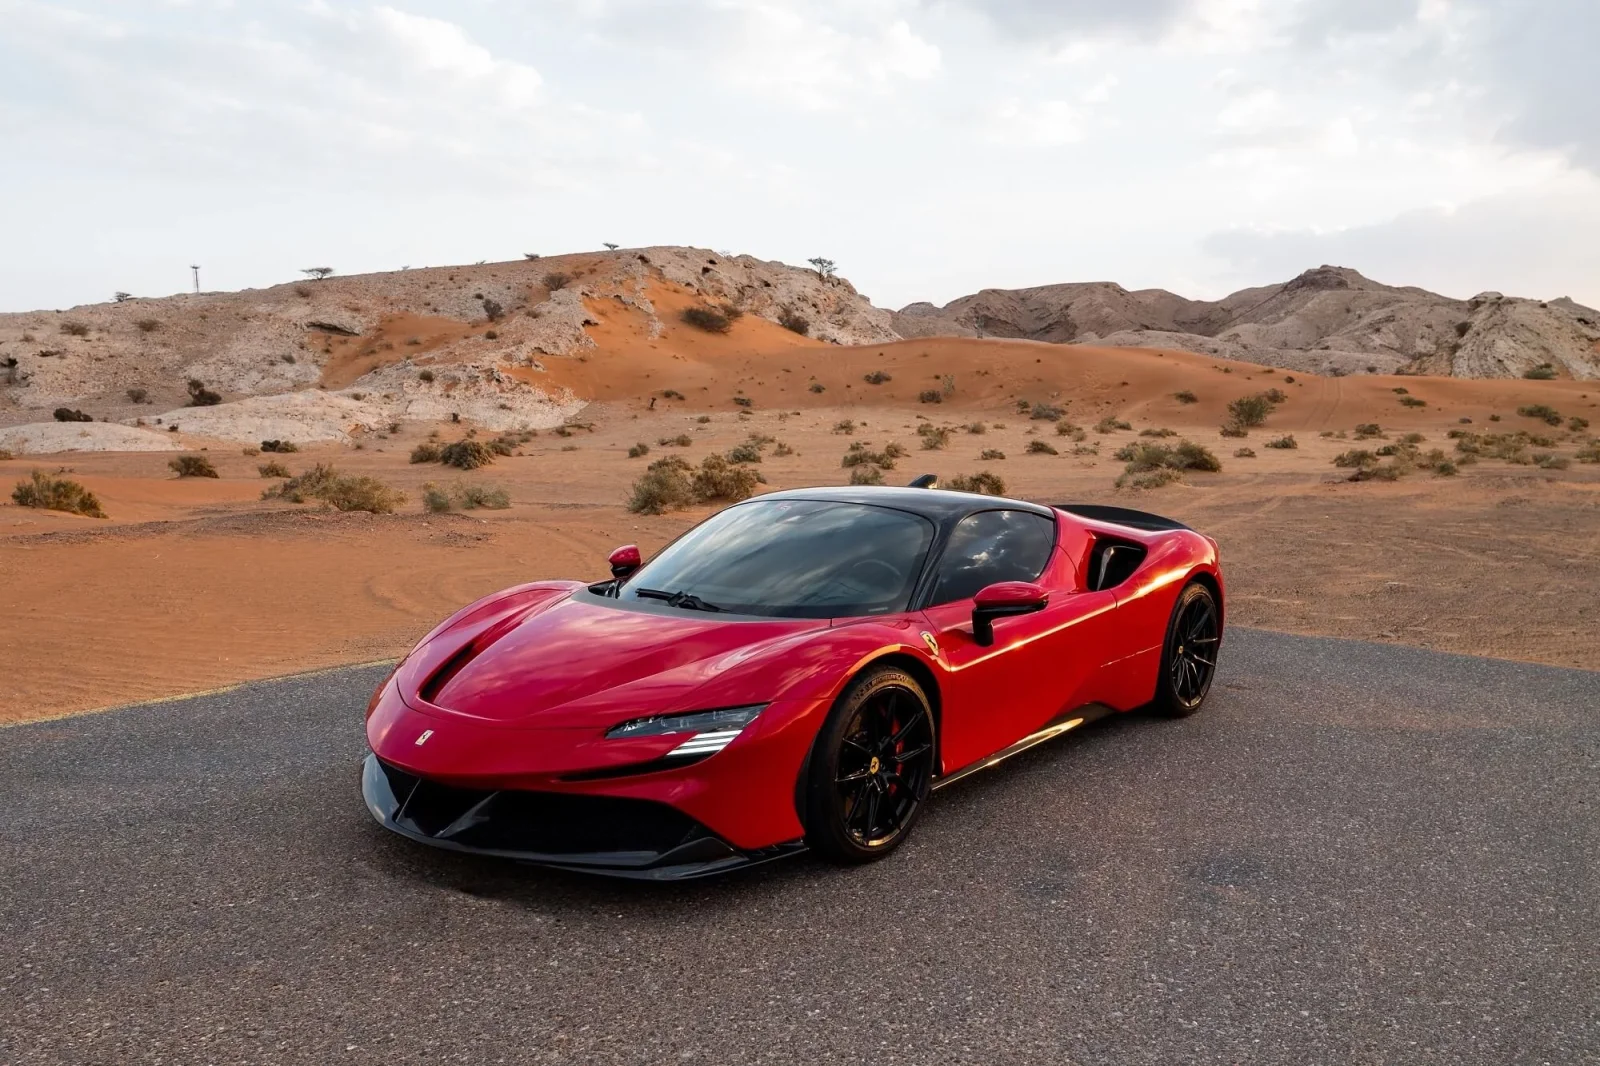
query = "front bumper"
xmin=361 ymin=754 xmax=804 ymax=880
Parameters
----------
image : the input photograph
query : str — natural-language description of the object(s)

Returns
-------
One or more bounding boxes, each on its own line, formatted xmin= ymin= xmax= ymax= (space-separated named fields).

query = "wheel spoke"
xmin=837 ymin=767 xmax=872 ymax=785
xmin=889 ymin=707 xmax=926 ymax=746
xmin=1189 ymin=652 xmax=1215 ymax=668
xmin=842 ymin=736 xmax=873 ymax=755
xmin=892 ymin=742 xmax=931 ymax=764
xmin=864 ymin=789 xmax=881 ymax=838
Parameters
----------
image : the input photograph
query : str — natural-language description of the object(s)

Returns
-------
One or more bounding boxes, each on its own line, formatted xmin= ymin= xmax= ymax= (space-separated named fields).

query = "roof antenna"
xmin=908 ymin=474 xmax=939 ymax=489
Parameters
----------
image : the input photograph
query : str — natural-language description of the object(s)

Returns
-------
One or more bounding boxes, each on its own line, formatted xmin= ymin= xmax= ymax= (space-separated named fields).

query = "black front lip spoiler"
xmin=360 ymin=754 xmax=805 ymax=881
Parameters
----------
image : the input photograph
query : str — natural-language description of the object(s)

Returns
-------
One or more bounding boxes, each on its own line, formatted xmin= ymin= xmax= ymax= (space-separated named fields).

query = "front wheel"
xmin=1152 ymin=582 xmax=1221 ymax=717
xmin=804 ymin=666 xmax=936 ymax=864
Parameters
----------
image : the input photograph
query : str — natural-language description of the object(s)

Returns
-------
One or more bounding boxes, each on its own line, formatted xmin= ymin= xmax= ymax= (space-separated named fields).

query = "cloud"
xmin=1203 ymin=184 xmax=1600 ymax=307
xmin=931 ymin=0 xmax=1196 ymax=38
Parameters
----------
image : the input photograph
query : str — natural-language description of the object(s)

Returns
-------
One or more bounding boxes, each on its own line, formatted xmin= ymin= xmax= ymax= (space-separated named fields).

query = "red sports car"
xmin=362 ymin=481 xmax=1224 ymax=878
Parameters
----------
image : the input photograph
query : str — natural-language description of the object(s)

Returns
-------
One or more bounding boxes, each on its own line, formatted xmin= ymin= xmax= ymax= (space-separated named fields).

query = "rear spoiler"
xmin=1052 ymin=504 xmax=1191 ymax=533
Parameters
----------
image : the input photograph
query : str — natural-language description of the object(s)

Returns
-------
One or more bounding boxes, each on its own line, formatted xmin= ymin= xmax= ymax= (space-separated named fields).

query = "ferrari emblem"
xmin=921 ymin=631 xmax=940 ymax=656
xmin=868 ymin=756 xmax=881 ymax=775
xmin=415 ymin=729 xmax=434 ymax=746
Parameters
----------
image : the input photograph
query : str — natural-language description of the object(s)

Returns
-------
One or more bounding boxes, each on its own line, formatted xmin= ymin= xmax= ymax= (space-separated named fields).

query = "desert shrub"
xmin=482 ymin=299 xmax=503 ymax=322
xmin=1399 ymin=432 xmax=1425 ymax=445
xmin=126 ymin=387 xmax=148 ymax=404
xmin=919 ymin=426 xmax=951 ymax=450
xmin=1016 ymin=400 xmax=1032 ymax=414
xmin=658 ymin=434 xmax=693 ymax=447
xmin=682 ymin=306 xmax=732 ymax=333
xmin=457 ymin=482 xmax=511 ymax=509
xmin=410 ymin=442 xmax=442 ymax=464
xmin=696 ymin=415 xmax=712 ymax=425
xmin=733 ymin=396 xmax=753 ymax=408
xmin=418 ymin=369 xmax=435 ymax=383
xmin=1116 ymin=441 xmax=1221 ymax=475
xmin=487 ymin=434 xmax=519 ymax=457
xmin=1056 ymin=422 xmax=1087 ymax=441
xmin=258 ymin=461 xmax=290 ymax=478
xmin=422 ymin=483 xmax=452 ymax=513
xmin=1575 ymin=440 xmax=1600 ymax=463
xmin=842 ymin=443 xmax=899 ymax=470
xmin=1264 ymin=434 xmax=1298 ymax=449
xmin=1433 ymin=459 xmax=1459 ymax=476
xmin=1347 ymin=462 xmax=1410 ymax=483
xmin=727 ymin=443 xmax=763 ymax=464
xmin=1140 ymin=427 xmax=1177 ymax=438
xmin=1026 ymin=440 xmax=1058 ymax=455
xmin=778 ymin=309 xmax=810 ymax=335
xmin=864 ymin=370 xmax=892 ymax=385
xmin=53 ymin=408 xmax=93 ymax=422
xmin=966 ymin=422 xmax=987 ymax=435
xmin=1518 ymin=404 xmax=1562 ymax=426
xmin=693 ymin=454 xmax=762 ymax=503
xmin=133 ymin=318 xmax=162 ymax=334
xmin=1030 ymin=402 xmax=1065 ymax=421
xmin=322 ymin=475 xmax=405 ymax=513
xmin=1094 ymin=416 xmax=1132 ymax=433
xmin=834 ymin=420 xmax=857 ymax=434
xmin=169 ymin=455 xmax=218 ymax=478
xmin=1399 ymin=396 xmax=1427 ymax=408
xmin=0 ymin=449 xmax=11 ymax=460
xmin=918 ymin=390 xmax=942 ymax=404
xmin=1174 ymin=391 xmax=1198 ymax=404
xmin=946 ymin=471 xmax=1006 ymax=496
xmin=260 ymin=439 xmax=299 ymax=453
xmin=1534 ymin=453 xmax=1570 ymax=470
xmin=848 ymin=465 xmax=885 ymax=486
xmin=1225 ymin=392 xmax=1278 ymax=431
xmin=773 ymin=442 xmax=794 ymax=457
xmin=627 ymin=442 xmax=651 ymax=459
xmin=1234 ymin=447 xmax=1257 ymax=458
xmin=1333 ymin=449 xmax=1377 ymax=469
xmin=186 ymin=378 xmax=221 ymax=406
xmin=1568 ymin=417 xmax=1589 ymax=432
xmin=60 ymin=320 xmax=90 ymax=337
xmin=439 ymin=440 xmax=495 ymax=469
xmin=661 ymin=389 xmax=685 ymax=400
xmin=1354 ymin=423 xmax=1383 ymax=440
xmin=544 ymin=271 xmax=573 ymax=291
xmin=979 ymin=449 xmax=1007 ymax=460
xmin=12 ymin=470 xmax=106 ymax=518
xmin=1392 ymin=387 xmax=1410 ymax=395
xmin=1117 ymin=467 xmax=1184 ymax=490
xmin=808 ymin=382 xmax=825 ymax=393
xmin=1523 ymin=365 xmax=1558 ymax=380
xmin=882 ymin=441 xmax=908 ymax=459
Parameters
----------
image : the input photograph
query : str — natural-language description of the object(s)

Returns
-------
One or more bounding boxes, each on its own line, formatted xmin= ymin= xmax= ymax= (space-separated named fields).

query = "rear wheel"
xmin=804 ymin=666 xmax=936 ymax=864
xmin=1152 ymin=582 xmax=1221 ymax=717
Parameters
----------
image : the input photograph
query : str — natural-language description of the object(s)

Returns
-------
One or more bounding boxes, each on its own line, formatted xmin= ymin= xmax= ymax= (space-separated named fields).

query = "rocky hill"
xmin=0 ymin=247 xmax=894 ymax=450
xmin=894 ymin=266 xmax=1600 ymax=380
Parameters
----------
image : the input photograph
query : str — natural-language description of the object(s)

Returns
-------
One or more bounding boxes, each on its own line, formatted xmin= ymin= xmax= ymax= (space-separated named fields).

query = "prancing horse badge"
xmin=415 ymin=729 xmax=435 ymax=746
xmin=921 ymin=631 xmax=940 ymax=656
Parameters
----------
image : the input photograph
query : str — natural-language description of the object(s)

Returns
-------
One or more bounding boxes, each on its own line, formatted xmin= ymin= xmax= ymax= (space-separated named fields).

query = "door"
xmin=918 ymin=510 xmax=1118 ymax=773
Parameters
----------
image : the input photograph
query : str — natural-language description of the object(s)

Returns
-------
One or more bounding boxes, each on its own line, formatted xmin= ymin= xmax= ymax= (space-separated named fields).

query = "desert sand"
xmin=4 ymin=292 xmax=1598 ymax=725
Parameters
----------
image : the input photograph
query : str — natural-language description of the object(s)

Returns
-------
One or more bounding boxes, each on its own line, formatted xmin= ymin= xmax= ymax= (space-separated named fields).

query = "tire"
xmin=804 ymin=665 xmax=937 ymax=864
xmin=1152 ymin=582 xmax=1221 ymax=718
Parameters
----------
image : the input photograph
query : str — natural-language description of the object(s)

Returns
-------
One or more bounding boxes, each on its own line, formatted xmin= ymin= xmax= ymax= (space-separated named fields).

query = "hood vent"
xmin=419 ymin=641 xmax=482 ymax=705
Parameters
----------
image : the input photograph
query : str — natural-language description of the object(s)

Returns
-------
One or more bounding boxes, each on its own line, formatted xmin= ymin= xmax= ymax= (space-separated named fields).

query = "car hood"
xmin=407 ymin=591 xmax=829 ymax=727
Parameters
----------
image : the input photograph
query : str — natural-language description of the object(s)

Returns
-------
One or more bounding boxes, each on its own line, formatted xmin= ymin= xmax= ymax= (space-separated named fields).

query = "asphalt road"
xmin=1 ymin=628 xmax=1596 ymax=1065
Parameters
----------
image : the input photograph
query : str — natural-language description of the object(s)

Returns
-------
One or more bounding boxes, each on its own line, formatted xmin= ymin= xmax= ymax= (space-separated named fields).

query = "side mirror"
xmin=972 ymin=581 xmax=1048 ymax=646
xmin=608 ymin=544 xmax=642 ymax=580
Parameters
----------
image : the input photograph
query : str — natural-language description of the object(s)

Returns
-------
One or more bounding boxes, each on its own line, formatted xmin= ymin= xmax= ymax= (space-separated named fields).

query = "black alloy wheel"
xmin=1154 ymin=582 xmax=1221 ymax=717
xmin=805 ymin=666 xmax=936 ymax=863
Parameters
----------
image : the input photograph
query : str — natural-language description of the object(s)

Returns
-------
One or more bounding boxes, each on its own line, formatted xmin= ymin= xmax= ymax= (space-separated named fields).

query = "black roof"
xmin=755 ymin=485 xmax=1055 ymax=522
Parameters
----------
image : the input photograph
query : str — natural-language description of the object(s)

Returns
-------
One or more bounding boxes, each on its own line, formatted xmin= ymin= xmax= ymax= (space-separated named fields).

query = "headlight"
xmin=605 ymin=704 xmax=767 ymax=758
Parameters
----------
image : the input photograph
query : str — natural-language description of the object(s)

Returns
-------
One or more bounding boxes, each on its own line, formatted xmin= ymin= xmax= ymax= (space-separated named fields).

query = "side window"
xmin=929 ymin=510 xmax=1056 ymax=606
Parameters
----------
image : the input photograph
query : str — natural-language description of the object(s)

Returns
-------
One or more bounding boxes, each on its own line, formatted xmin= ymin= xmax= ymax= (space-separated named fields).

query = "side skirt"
xmin=931 ymin=703 xmax=1117 ymax=792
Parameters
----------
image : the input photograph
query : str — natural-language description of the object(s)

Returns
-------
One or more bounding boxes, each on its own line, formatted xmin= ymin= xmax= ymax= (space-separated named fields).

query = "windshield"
xmin=618 ymin=499 xmax=936 ymax=618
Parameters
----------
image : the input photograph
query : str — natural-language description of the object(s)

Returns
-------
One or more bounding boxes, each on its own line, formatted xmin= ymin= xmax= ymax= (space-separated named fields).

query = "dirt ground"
xmin=3 ymin=333 xmax=1598 ymax=724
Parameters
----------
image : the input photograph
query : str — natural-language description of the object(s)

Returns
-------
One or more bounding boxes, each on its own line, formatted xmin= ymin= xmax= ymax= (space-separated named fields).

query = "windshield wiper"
xmin=633 ymin=587 xmax=725 ymax=613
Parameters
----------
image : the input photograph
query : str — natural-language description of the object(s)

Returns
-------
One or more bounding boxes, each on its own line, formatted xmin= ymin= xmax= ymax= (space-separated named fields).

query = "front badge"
xmin=415 ymin=729 xmax=434 ymax=746
xmin=921 ymin=631 xmax=940 ymax=657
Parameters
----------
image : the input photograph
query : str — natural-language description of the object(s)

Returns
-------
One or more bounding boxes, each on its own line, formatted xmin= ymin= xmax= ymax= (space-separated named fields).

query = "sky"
xmin=3 ymin=0 xmax=1597 ymax=313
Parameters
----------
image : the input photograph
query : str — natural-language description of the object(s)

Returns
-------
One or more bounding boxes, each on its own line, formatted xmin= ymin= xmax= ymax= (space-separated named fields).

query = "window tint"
xmin=620 ymin=500 xmax=935 ymax=618
xmin=929 ymin=510 xmax=1055 ymax=605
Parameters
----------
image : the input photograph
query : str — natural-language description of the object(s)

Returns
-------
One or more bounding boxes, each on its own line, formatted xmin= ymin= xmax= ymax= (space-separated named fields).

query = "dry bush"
xmin=1094 ymin=416 xmax=1132 ymax=433
xmin=60 ymin=320 xmax=90 ymax=337
xmin=1174 ymin=391 xmax=1198 ymax=404
xmin=778 ymin=309 xmax=810 ymax=335
xmin=681 ymin=306 xmax=733 ymax=334
xmin=966 ymin=422 xmax=987 ymax=435
xmin=418 ymin=369 xmax=435 ymax=383
xmin=1140 ymin=427 xmax=1177 ymax=438
xmin=733 ymin=396 xmax=753 ymax=408
xmin=842 ymin=443 xmax=899 ymax=470
xmin=1264 ymin=434 xmax=1298 ymax=449
xmin=1333 ymin=449 xmax=1378 ymax=469
xmin=0 ymin=448 xmax=11 ymax=461
xmin=1234 ymin=447 xmax=1257 ymax=458
xmin=1115 ymin=440 xmax=1222 ymax=476
xmin=186 ymin=378 xmax=221 ymax=406
xmin=809 ymin=382 xmax=825 ymax=393
xmin=135 ymin=318 xmax=161 ymax=333
xmin=628 ymin=456 xmax=697 ymax=514
xmin=169 ymin=455 xmax=218 ymax=478
xmin=1568 ymin=417 xmax=1589 ymax=432
xmin=439 ymin=440 xmax=495 ymax=469
xmin=773 ymin=442 xmax=794 ymax=457
xmin=1574 ymin=440 xmax=1600 ymax=463
xmin=260 ymin=439 xmax=299 ymax=453
xmin=945 ymin=471 xmax=1006 ymax=496
xmin=1026 ymin=440 xmax=1058 ymax=455
xmin=53 ymin=408 xmax=93 ymax=422
xmin=979 ymin=448 xmax=1006 ymax=460
xmin=263 ymin=463 xmax=402 ymax=512
xmin=1523 ymin=365 xmax=1558 ymax=380
xmin=918 ymin=425 xmax=951 ymax=450
xmin=1354 ymin=423 xmax=1383 ymax=440
xmin=1119 ymin=467 xmax=1184 ymax=490
xmin=864 ymin=370 xmax=892 ymax=385
xmin=661 ymin=389 xmax=685 ymax=400
xmin=422 ymin=483 xmax=452 ymax=513
xmin=263 ymin=464 xmax=340 ymax=502
xmin=1030 ymin=402 xmax=1065 ymax=422
xmin=834 ymin=420 xmax=857 ymax=434
xmin=258 ymin=461 xmax=291 ymax=478
xmin=658 ymin=434 xmax=693 ymax=447
xmin=849 ymin=465 xmax=885 ymax=485
xmin=126 ymin=388 xmax=148 ymax=404
xmin=692 ymin=454 xmax=762 ymax=503
xmin=1518 ymin=404 xmax=1562 ymax=426
xmin=918 ymin=390 xmax=943 ymax=404
xmin=628 ymin=442 xmax=651 ymax=459
xmin=12 ymin=470 xmax=106 ymax=518
xmin=410 ymin=442 xmax=442 ymax=464
xmin=1534 ymin=453 xmax=1570 ymax=470
xmin=457 ymin=482 xmax=511 ymax=510
xmin=727 ymin=443 xmax=763 ymax=464
xmin=1399 ymin=396 xmax=1427 ymax=408
xmin=544 ymin=271 xmax=573 ymax=291
xmin=1056 ymin=422 xmax=1087 ymax=441
xmin=696 ymin=415 xmax=713 ymax=424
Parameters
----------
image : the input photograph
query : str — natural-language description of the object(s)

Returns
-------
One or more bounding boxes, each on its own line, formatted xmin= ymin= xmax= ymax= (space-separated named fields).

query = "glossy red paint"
xmin=364 ymin=497 xmax=1224 ymax=861
xmin=607 ymin=544 xmax=642 ymax=577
